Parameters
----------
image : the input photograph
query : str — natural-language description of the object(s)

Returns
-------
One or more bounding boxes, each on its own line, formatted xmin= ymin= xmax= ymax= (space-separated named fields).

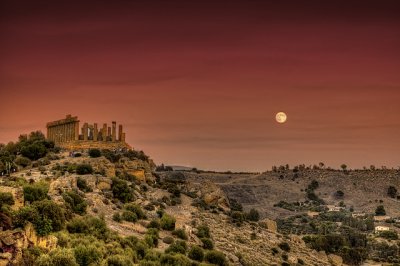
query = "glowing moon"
xmin=275 ymin=112 xmax=287 ymax=123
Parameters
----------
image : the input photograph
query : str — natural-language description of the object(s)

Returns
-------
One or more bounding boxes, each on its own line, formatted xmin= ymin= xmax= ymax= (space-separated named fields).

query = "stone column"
xmin=102 ymin=124 xmax=107 ymax=141
xmin=118 ymin=125 xmax=123 ymax=141
xmin=112 ymin=121 xmax=116 ymax=142
xmin=107 ymin=127 xmax=111 ymax=141
xmin=75 ymin=122 xmax=79 ymax=141
xmin=69 ymin=123 xmax=73 ymax=141
xmin=94 ymin=123 xmax=98 ymax=141
xmin=83 ymin=123 xmax=88 ymax=141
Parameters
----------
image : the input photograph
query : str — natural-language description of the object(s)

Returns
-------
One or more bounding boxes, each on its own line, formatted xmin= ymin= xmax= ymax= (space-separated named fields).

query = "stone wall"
xmin=57 ymin=140 xmax=131 ymax=151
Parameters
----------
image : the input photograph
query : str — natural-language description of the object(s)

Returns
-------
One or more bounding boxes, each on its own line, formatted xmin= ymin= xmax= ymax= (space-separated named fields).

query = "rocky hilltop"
xmin=1 ymin=149 xmax=346 ymax=266
xmin=0 ymin=132 xmax=399 ymax=265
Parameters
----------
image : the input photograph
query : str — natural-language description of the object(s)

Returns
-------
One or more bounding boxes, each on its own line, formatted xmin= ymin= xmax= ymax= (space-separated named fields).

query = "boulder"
xmin=259 ymin=219 xmax=278 ymax=233
xmin=328 ymin=254 xmax=343 ymax=266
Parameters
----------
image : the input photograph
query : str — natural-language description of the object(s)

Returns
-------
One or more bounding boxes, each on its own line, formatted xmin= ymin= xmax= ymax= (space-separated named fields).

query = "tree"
xmin=160 ymin=214 xmax=176 ymax=230
xmin=111 ymin=178 xmax=134 ymax=203
xmin=335 ymin=190 xmax=344 ymax=198
xmin=88 ymin=149 xmax=101 ymax=158
xmin=62 ymin=190 xmax=87 ymax=215
xmin=23 ymin=182 xmax=49 ymax=203
xmin=0 ymin=192 xmax=14 ymax=208
xmin=76 ymin=164 xmax=93 ymax=175
xmin=188 ymin=246 xmax=204 ymax=261
xmin=246 ymin=208 xmax=260 ymax=221
xmin=375 ymin=205 xmax=386 ymax=216
xmin=340 ymin=164 xmax=347 ymax=171
xmin=387 ymin=186 xmax=397 ymax=198
xmin=204 ymin=250 xmax=228 ymax=266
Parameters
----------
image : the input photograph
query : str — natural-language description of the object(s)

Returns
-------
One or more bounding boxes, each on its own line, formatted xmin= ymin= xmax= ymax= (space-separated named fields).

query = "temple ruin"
xmin=46 ymin=115 xmax=131 ymax=150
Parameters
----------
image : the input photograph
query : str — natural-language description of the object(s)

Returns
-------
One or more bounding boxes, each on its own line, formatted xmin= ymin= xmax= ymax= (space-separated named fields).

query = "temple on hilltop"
xmin=46 ymin=115 xmax=131 ymax=150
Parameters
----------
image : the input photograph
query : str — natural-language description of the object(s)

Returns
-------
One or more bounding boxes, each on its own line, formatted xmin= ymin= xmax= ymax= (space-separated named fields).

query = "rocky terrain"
xmin=0 ymin=149 xmax=354 ymax=266
xmin=0 ymin=131 xmax=399 ymax=266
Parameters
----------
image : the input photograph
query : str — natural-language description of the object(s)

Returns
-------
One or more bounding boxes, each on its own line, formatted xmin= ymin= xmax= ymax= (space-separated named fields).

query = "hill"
xmin=1 ymin=132 xmax=399 ymax=265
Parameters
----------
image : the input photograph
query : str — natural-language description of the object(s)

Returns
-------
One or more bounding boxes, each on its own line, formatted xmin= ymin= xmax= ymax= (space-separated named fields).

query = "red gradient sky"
xmin=1 ymin=1 xmax=399 ymax=171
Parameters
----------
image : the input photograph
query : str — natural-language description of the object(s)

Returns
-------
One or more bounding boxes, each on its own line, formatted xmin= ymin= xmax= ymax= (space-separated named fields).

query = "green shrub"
xmin=160 ymin=214 xmax=176 ymax=231
xmin=23 ymin=182 xmax=49 ymax=203
xmin=67 ymin=216 xmax=108 ymax=240
xmin=230 ymin=211 xmax=245 ymax=224
xmin=106 ymin=254 xmax=134 ymax=266
xmin=14 ymin=200 xmax=65 ymax=236
xmin=88 ymin=149 xmax=101 ymax=158
xmin=229 ymin=198 xmax=243 ymax=212
xmin=375 ymin=205 xmax=386 ymax=216
xmin=159 ymin=253 xmax=191 ymax=266
xmin=188 ymin=246 xmax=204 ymax=261
xmin=124 ymin=203 xmax=146 ymax=219
xmin=122 ymin=211 xmax=138 ymax=223
xmin=172 ymin=228 xmax=188 ymax=240
xmin=76 ymin=164 xmax=93 ymax=175
xmin=135 ymin=241 xmax=148 ymax=260
xmin=196 ymin=224 xmax=211 ymax=238
xmin=162 ymin=236 xmax=174 ymax=244
xmin=63 ymin=190 xmax=87 ymax=215
xmin=204 ymin=250 xmax=228 ymax=266
xmin=33 ymin=200 xmax=66 ymax=234
xmin=0 ymin=192 xmax=14 ymax=207
xmin=147 ymin=219 xmax=160 ymax=229
xmin=73 ymin=244 xmax=102 ymax=266
xmin=201 ymin=238 xmax=214 ymax=250
xmin=14 ymin=156 xmax=31 ymax=167
xmin=379 ymin=230 xmax=398 ymax=240
xmin=111 ymin=178 xmax=134 ymax=203
xmin=145 ymin=234 xmax=158 ymax=248
xmin=49 ymin=248 xmax=79 ymax=266
xmin=165 ymin=240 xmax=187 ymax=254
xmin=76 ymin=177 xmax=92 ymax=193
xmin=246 ymin=208 xmax=260 ymax=221
xmin=308 ymin=180 xmax=319 ymax=190
xmin=113 ymin=213 xmax=122 ymax=223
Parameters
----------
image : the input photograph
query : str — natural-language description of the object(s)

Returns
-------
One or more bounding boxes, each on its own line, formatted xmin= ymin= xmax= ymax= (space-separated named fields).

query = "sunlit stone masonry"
xmin=46 ymin=114 xmax=130 ymax=150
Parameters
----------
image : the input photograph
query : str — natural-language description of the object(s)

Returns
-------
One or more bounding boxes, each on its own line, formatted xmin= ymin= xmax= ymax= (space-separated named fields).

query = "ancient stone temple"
xmin=46 ymin=115 xmax=131 ymax=150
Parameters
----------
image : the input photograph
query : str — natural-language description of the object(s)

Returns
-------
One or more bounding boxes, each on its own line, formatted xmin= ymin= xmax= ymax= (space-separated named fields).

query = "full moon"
xmin=275 ymin=112 xmax=287 ymax=123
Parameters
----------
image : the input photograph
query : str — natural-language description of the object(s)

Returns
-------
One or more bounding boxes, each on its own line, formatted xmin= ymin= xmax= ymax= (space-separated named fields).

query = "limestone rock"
xmin=96 ymin=176 xmax=112 ymax=190
xmin=328 ymin=254 xmax=343 ymax=266
xmin=0 ymin=223 xmax=56 ymax=265
xmin=200 ymin=181 xmax=229 ymax=210
xmin=259 ymin=218 xmax=278 ymax=233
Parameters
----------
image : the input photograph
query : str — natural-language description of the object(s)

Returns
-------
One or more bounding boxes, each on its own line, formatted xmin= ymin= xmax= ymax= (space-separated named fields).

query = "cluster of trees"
xmin=0 ymin=131 xmax=57 ymax=173
xmin=89 ymin=148 xmax=150 ymax=163
xmin=305 ymin=180 xmax=325 ymax=205
xmin=303 ymin=228 xmax=368 ymax=265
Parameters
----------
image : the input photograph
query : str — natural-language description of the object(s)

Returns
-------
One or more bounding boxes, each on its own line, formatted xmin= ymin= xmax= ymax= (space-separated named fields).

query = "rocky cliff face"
xmin=0 ymin=223 xmax=57 ymax=265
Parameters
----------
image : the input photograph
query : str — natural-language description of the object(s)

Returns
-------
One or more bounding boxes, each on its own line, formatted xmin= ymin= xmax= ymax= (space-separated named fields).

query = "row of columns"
xmin=47 ymin=122 xmax=79 ymax=143
xmin=80 ymin=121 xmax=125 ymax=142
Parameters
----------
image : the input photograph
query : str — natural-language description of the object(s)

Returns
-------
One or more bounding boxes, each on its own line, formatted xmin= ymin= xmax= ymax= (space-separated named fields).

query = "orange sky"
xmin=0 ymin=1 xmax=399 ymax=171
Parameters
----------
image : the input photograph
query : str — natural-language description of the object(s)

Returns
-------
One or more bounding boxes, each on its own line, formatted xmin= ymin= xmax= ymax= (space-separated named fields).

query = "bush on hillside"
xmin=188 ymin=246 xmax=204 ymax=261
xmin=62 ymin=190 xmax=87 ymax=215
xmin=0 ymin=192 xmax=14 ymax=208
xmin=160 ymin=214 xmax=176 ymax=231
xmin=76 ymin=164 xmax=93 ymax=175
xmin=111 ymin=178 xmax=134 ymax=203
xmin=23 ymin=182 xmax=49 ymax=203
xmin=88 ymin=149 xmax=101 ymax=158
xmin=204 ymin=250 xmax=228 ymax=266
